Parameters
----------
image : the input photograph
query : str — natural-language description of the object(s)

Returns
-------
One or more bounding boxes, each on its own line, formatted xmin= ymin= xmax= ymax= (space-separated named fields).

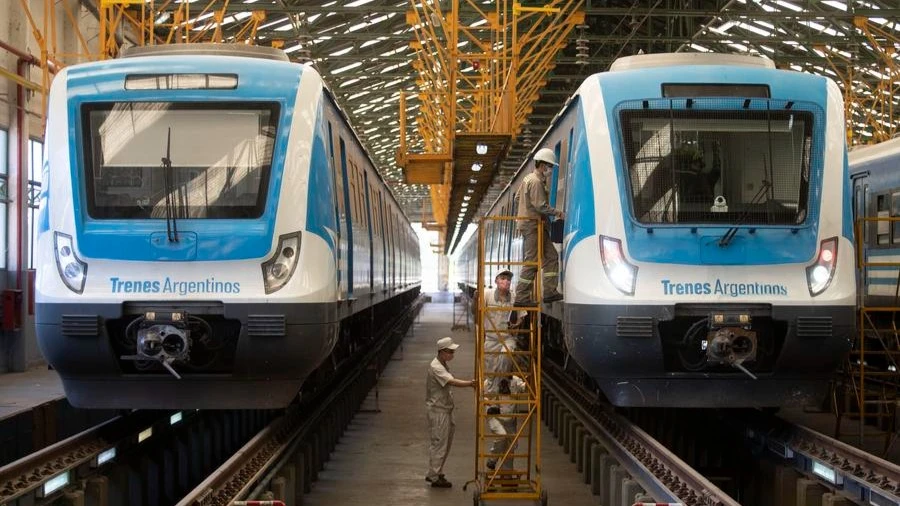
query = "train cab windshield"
xmin=81 ymin=101 xmax=279 ymax=219
xmin=620 ymin=103 xmax=814 ymax=226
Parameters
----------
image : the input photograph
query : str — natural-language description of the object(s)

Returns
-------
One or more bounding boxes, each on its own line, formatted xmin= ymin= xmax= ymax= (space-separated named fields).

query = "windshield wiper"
xmin=718 ymin=178 xmax=772 ymax=248
xmin=161 ymin=127 xmax=179 ymax=243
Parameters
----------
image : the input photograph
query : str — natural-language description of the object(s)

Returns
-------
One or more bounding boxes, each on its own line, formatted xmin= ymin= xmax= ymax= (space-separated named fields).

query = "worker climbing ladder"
xmin=466 ymin=215 xmax=548 ymax=506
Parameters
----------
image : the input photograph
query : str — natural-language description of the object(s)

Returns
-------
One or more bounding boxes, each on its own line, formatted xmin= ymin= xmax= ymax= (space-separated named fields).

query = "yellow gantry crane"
xmin=818 ymin=17 xmax=900 ymax=146
xmin=397 ymin=0 xmax=584 ymax=252
xmin=467 ymin=215 xmax=546 ymax=505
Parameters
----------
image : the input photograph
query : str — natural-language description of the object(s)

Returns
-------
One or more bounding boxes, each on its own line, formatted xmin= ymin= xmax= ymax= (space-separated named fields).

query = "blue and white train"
xmin=36 ymin=44 xmax=421 ymax=409
xmin=458 ymin=53 xmax=855 ymax=408
xmin=850 ymin=137 xmax=900 ymax=308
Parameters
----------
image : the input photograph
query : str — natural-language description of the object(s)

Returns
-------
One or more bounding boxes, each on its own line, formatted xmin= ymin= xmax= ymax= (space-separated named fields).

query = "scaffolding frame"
xmin=452 ymin=289 xmax=472 ymax=331
xmin=835 ymin=216 xmax=900 ymax=454
xmin=467 ymin=216 xmax=547 ymax=505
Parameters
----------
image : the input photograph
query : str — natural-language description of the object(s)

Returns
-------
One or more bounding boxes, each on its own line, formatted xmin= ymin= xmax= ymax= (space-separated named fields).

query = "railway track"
xmin=0 ymin=407 xmax=275 ymax=506
xmin=542 ymin=360 xmax=740 ymax=506
xmin=545 ymin=358 xmax=900 ymax=506
xmin=177 ymin=296 xmax=424 ymax=506
xmin=0 ymin=296 xmax=422 ymax=506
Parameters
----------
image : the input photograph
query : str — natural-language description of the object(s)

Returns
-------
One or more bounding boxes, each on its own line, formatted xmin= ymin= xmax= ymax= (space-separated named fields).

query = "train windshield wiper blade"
xmin=161 ymin=126 xmax=179 ymax=242
xmin=718 ymin=179 xmax=771 ymax=247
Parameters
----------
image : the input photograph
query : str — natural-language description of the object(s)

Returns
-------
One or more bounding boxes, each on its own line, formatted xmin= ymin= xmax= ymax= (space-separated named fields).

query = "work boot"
xmin=542 ymin=292 xmax=563 ymax=303
xmin=431 ymin=475 xmax=452 ymax=488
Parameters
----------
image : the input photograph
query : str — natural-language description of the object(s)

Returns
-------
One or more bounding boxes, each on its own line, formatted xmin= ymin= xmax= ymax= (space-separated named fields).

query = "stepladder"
xmin=466 ymin=216 xmax=549 ymax=506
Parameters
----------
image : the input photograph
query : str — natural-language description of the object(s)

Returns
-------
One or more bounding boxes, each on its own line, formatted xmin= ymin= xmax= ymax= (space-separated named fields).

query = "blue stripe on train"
xmin=64 ymin=55 xmax=303 ymax=261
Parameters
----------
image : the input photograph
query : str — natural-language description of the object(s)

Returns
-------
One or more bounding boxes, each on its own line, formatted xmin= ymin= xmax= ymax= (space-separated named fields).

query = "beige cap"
xmin=437 ymin=337 xmax=460 ymax=351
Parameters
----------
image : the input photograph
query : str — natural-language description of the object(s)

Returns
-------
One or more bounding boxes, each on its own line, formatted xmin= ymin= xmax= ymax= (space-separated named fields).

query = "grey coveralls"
xmin=514 ymin=170 xmax=561 ymax=305
xmin=426 ymin=357 xmax=456 ymax=481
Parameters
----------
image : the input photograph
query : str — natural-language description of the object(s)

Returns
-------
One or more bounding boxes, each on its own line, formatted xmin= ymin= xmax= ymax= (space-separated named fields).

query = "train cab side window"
xmin=549 ymin=141 xmax=563 ymax=209
xmin=877 ymin=194 xmax=890 ymax=245
xmin=556 ymin=128 xmax=574 ymax=210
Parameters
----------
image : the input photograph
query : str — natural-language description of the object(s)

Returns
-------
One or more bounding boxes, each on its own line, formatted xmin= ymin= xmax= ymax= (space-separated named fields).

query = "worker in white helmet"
xmin=513 ymin=147 xmax=564 ymax=306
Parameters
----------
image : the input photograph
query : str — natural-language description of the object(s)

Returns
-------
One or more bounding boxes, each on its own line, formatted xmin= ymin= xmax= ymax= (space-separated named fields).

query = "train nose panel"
xmin=150 ymin=232 xmax=198 ymax=260
xmin=699 ymin=235 xmax=747 ymax=265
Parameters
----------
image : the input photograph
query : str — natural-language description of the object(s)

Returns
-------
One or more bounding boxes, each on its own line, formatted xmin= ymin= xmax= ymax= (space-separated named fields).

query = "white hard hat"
xmin=534 ymin=148 xmax=558 ymax=167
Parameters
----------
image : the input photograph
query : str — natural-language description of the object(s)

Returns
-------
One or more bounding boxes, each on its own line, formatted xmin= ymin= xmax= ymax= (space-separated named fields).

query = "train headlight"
xmin=806 ymin=236 xmax=838 ymax=297
xmin=261 ymin=232 xmax=301 ymax=294
xmin=600 ymin=235 xmax=637 ymax=296
xmin=54 ymin=232 xmax=87 ymax=294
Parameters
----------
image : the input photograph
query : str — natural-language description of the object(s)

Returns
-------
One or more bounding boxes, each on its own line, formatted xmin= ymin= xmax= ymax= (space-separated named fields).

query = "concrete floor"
xmin=0 ymin=365 xmax=63 ymax=420
xmin=302 ymin=301 xmax=597 ymax=505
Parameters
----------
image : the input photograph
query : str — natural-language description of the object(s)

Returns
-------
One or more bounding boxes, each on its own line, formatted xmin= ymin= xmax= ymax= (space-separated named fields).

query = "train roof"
xmin=849 ymin=136 xmax=900 ymax=170
xmin=121 ymin=43 xmax=289 ymax=61
xmin=609 ymin=52 xmax=775 ymax=72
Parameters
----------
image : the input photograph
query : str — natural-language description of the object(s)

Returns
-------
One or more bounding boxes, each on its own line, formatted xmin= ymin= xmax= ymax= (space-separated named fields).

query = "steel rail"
xmin=543 ymin=361 xmax=739 ymax=506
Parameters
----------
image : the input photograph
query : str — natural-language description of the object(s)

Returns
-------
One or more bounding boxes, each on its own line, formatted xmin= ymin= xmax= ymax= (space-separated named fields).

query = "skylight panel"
xmin=331 ymin=46 xmax=355 ymax=56
xmin=772 ymin=0 xmax=803 ymax=12
xmin=333 ymin=62 xmax=364 ymax=74
xmin=260 ymin=17 xmax=291 ymax=30
xmin=347 ymin=0 xmax=375 ymax=6
xmin=736 ymin=22 xmax=771 ymax=37
xmin=361 ymin=37 xmax=388 ymax=48
xmin=822 ymin=1 xmax=847 ymax=10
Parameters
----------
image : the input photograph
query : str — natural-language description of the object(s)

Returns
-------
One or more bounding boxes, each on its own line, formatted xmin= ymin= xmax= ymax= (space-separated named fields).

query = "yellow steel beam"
xmin=0 ymin=67 xmax=44 ymax=93
xmin=399 ymin=0 xmax=583 ymax=238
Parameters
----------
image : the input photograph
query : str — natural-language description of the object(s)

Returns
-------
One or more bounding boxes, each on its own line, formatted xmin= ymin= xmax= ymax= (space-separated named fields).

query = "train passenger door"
xmin=364 ymin=172 xmax=374 ymax=293
xmin=328 ymin=122 xmax=347 ymax=300
xmin=339 ymin=138 xmax=354 ymax=299
xmin=379 ymin=196 xmax=387 ymax=292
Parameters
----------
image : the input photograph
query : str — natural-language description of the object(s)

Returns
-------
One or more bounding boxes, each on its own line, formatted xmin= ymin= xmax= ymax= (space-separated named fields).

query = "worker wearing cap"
xmin=514 ymin=147 xmax=564 ymax=306
xmin=482 ymin=270 xmax=524 ymax=393
xmin=425 ymin=336 xmax=476 ymax=488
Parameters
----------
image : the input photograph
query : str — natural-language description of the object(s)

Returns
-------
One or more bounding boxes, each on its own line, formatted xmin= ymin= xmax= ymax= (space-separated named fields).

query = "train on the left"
xmin=35 ymin=44 xmax=421 ymax=409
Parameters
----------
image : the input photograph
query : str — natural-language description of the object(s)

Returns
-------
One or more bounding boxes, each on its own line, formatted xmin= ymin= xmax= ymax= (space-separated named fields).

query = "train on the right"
xmin=850 ymin=136 xmax=900 ymax=308
xmin=458 ymin=52 xmax=860 ymax=408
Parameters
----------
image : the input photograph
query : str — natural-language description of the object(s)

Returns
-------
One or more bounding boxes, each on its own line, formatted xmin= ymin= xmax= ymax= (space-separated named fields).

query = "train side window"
xmin=877 ymin=193 xmax=889 ymax=245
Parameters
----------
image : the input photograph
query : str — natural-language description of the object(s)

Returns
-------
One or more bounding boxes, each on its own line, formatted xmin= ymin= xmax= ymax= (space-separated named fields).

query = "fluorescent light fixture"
xmin=811 ymin=460 xmax=842 ymax=485
xmin=139 ymin=427 xmax=153 ymax=443
xmin=476 ymin=143 xmax=488 ymax=155
xmin=40 ymin=472 xmax=70 ymax=497
xmin=471 ymin=162 xmax=482 ymax=172
xmin=170 ymin=411 xmax=184 ymax=425
xmin=95 ymin=447 xmax=117 ymax=467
